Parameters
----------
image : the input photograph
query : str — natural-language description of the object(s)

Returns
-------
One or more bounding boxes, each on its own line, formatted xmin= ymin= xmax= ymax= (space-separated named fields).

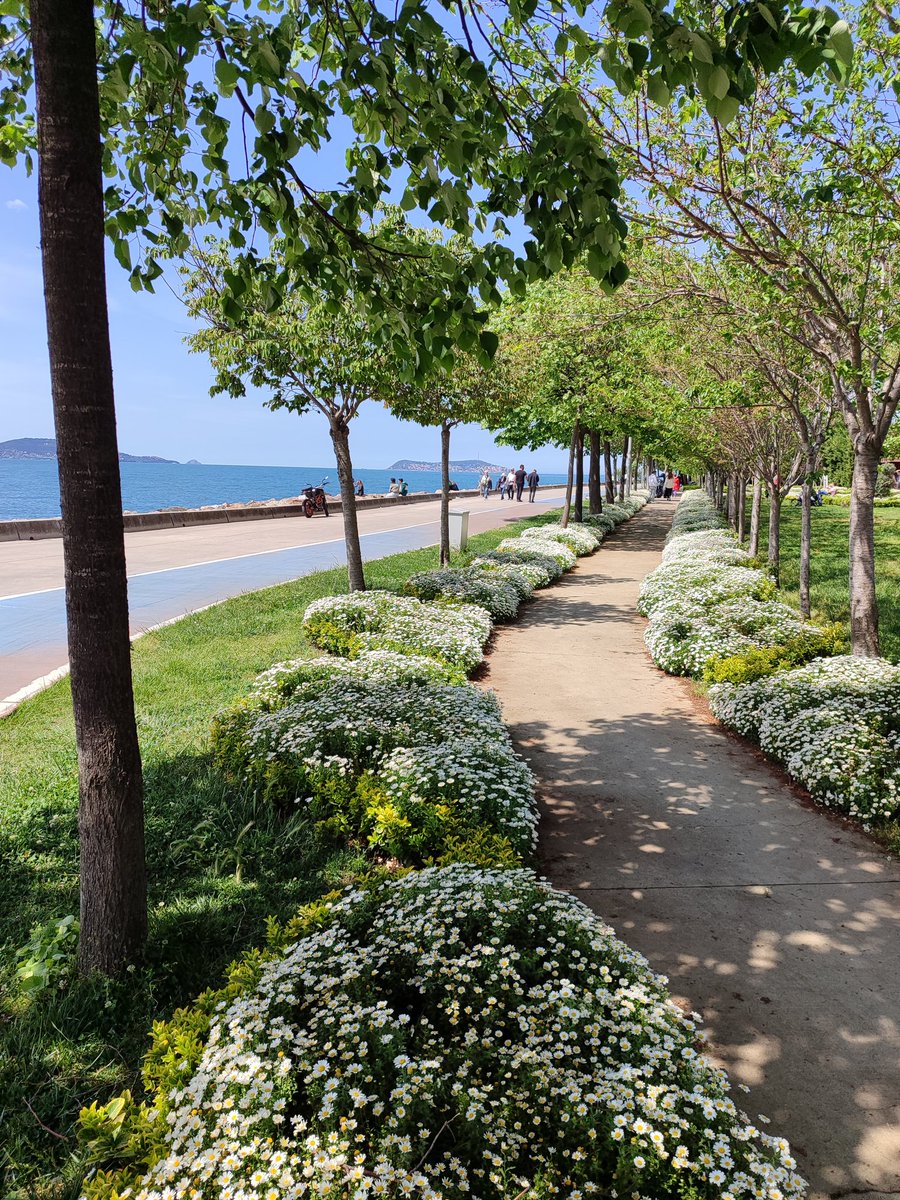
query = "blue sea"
xmin=0 ymin=459 xmax=569 ymax=522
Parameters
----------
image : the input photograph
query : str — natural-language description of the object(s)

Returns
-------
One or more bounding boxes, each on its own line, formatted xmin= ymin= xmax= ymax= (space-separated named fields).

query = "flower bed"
xmin=82 ymin=866 xmax=805 ymax=1200
xmin=475 ymin=546 xmax=563 ymax=584
xmin=520 ymin=523 xmax=600 ymax=555
xmin=303 ymin=591 xmax=492 ymax=674
xmin=709 ymin=656 xmax=900 ymax=820
xmin=496 ymin=535 xmax=577 ymax=571
xmin=404 ymin=567 xmax=523 ymax=622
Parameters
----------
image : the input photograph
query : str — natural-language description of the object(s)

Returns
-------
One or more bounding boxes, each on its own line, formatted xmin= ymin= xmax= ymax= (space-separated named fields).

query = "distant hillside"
xmin=0 ymin=437 xmax=179 ymax=463
xmin=389 ymin=457 xmax=504 ymax=473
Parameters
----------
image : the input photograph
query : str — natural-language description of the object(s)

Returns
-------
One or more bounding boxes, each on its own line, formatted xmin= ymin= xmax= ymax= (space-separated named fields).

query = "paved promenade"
xmin=484 ymin=501 xmax=900 ymax=1199
xmin=1 ymin=489 xmax=564 ymax=708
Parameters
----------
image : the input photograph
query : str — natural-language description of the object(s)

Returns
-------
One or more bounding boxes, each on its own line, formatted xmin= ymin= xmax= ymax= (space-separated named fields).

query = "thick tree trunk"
xmin=618 ymin=437 xmax=628 ymax=502
xmin=32 ymin=0 xmax=147 ymax=974
xmin=603 ymin=440 xmax=614 ymax=502
xmin=848 ymin=445 xmax=881 ymax=656
xmin=439 ymin=421 xmax=451 ymax=567
xmin=768 ymin=483 xmax=781 ymax=585
xmin=737 ymin=477 xmax=747 ymax=543
xmin=330 ymin=417 xmax=366 ymax=591
xmin=560 ymin=426 xmax=577 ymax=528
xmin=749 ymin=477 xmax=762 ymax=557
xmin=799 ymin=481 xmax=812 ymax=619
xmin=573 ymin=425 xmax=584 ymax=522
xmin=588 ymin=430 xmax=602 ymax=514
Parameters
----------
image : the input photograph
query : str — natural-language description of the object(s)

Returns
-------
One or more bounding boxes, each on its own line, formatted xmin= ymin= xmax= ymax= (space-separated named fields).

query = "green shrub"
xmin=702 ymin=623 xmax=847 ymax=684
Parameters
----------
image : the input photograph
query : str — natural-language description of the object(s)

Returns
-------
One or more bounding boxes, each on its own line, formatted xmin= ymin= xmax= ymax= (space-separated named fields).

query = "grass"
xmin=759 ymin=499 xmax=900 ymax=662
xmin=0 ymin=511 xmax=560 ymax=1200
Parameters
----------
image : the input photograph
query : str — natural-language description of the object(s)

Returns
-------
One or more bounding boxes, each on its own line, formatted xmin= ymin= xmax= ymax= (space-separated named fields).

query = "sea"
xmin=0 ymin=459 xmax=570 ymax=522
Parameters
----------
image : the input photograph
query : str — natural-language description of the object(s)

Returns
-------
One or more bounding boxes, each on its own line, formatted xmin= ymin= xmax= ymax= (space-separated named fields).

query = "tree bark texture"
xmin=330 ymin=418 xmax=366 ymax=591
xmin=737 ymin=477 xmax=747 ymax=544
xmin=749 ymin=477 xmax=762 ymax=557
xmin=767 ymin=483 xmax=781 ymax=585
xmin=439 ymin=421 xmax=451 ymax=567
xmin=618 ymin=437 xmax=628 ymax=502
xmin=561 ymin=426 xmax=577 ymax=528
xmin=574 ymin=426 xmax=584 ymax=522
xmin=588 ymin=430 xmax=602 ymax=514
xmin=32 ymin=0 xmax=147 ymax=974
xmin=848 ymin=446 xmax=881 ymax=655
xmin=603 ymin=440 xmax=614 ymax=502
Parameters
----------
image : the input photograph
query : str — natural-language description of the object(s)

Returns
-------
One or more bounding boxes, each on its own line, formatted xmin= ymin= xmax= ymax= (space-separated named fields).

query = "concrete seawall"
xmin=0 ymin=484 xmax=562 ymax=542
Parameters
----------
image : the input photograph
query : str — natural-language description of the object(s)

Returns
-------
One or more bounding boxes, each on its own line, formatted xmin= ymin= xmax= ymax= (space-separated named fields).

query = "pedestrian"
xmin=497 ymin=470 xmax=507 ymax=499
xmin=388 ymin=477 xmax=400 ymax=495
xmin=479 ymin=470 xmax=491 ymax=498
xmin=672 ymin=473 xmax=682 ymax=496
xmin=514 ymin=463 xmax=526 ymax=502
xmin=355 ymin=479 xmax=365 ymax=497
xmin=663 ymin=470 xmax=675 ymax=500
xmin=399 ymin=477 xmax=409 ymax=497
xmin=645 ymin=469 xmax=656 ymax=500
xmin=527 ymin=466 xmax=539 ymax=501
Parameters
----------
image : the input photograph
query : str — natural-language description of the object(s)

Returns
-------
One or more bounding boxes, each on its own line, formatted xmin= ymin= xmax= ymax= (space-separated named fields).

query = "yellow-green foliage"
xmin=78 ymin=896 xmax=343 ymax=1200
xmin=433 ymin=826 xmax=524 ymax=869
xmin=702 ymin=623 xmax=846 ymax=685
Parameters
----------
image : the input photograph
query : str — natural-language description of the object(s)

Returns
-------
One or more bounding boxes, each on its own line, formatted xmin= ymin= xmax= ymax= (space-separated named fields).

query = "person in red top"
xmin=673 ymin=473 xmax=682 ymax=494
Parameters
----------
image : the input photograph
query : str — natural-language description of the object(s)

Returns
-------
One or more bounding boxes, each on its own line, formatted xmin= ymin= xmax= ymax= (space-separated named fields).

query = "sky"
xmin=0 ymin=160 xmax=573 ymax=474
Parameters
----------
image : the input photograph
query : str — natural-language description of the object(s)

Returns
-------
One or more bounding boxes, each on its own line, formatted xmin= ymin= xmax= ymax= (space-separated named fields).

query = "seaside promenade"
xmin=0 ymin=488 xmax=566 ymax=712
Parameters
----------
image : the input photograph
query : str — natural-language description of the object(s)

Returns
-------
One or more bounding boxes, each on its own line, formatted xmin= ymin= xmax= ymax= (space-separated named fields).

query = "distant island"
xmin=0 ymin=437 xmax=181 ymax=464
xmin=389 ymin=457 xmax=505 ymax=473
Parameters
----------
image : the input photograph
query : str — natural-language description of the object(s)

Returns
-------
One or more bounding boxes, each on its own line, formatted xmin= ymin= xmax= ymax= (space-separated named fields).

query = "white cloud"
xmin=5 ymin=198 xmax=27 ymax=211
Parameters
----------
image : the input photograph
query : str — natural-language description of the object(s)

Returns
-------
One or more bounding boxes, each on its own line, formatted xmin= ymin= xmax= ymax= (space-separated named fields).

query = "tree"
xmin=28 ymin=0 xmax=147 ymax=975
xmin=184 ymin=241 xmax=411 ymax=591
xmin=577 ymin=15 xmax=898 ymax=653
xmin=388 ymin=352 xmax=512 ymax=565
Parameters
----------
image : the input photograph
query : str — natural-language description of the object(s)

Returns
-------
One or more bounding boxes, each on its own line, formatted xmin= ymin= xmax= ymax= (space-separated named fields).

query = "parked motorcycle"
xmin=301 ymin=478 xmax=330 ymax=518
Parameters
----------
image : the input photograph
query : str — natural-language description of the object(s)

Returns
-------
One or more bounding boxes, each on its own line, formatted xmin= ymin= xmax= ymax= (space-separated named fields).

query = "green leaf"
xmin=479 ymin=330 xmax=499 ymax=358
xmin=214 ymin=59 xmax=240 ymax=94
xmin=712 ymin=94 xmax=740 ymax=125
xmin=827 ymin=20 xmax=853 ymax=68
xmin=254 ymin=106 xmax=275 ymax=134
xmin=113 ymin=237 xmax=132 ymax=271
xmin=709 ymin=66 xmax=730 ymax=100
xmin=646 ymin=75 xmax=671 ymax=106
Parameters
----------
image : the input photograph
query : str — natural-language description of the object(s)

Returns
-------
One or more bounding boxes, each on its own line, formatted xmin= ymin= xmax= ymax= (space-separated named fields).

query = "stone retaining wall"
xmin=0 ymin=485 xmax=560 ymax=542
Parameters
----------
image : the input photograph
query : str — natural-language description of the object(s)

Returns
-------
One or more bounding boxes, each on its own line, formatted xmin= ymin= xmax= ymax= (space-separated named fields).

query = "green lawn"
xmin=0 ymin=513 xmax=557 ymax=1199
xmin=759 ymin=500 xmax=900 ymax=662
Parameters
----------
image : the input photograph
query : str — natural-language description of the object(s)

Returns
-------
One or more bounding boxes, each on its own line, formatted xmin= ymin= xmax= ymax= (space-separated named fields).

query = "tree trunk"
xmin=603 ymin=440 xmax=614 ymax=502
xmin=737 ymin=477 xmax=747 ymax=544
xmin=588 ymin=430 xmax=602 ymax=514
xmin=848 ymin=445 xmax=881 ymax=655
xmin=560 ymin=426 xmax=577 ymax=528
xmin=618 ymin=437 xmax=628 ymax=502
xmin=749 ymin=477 xmax=762 ymax=557
xmin=32 ymin=0 xmax=147 ymax=974
xmin=439 ymin=421 xmax=451 ymax=567
xmin=573 ymin=425 xmax=584 ymax=522
xmin=767 ymin=482 xmax=781 ymax=585
xmin=330 ymin=417 xmax=366 ymax=591
xmin=799 ymin=480 xmax=812 ymax=619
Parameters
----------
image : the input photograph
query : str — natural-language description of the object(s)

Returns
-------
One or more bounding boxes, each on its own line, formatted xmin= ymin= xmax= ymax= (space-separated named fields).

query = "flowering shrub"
xmin=496 ymin=536 xmax=577 ymax=571
xmin=662 ymin=529 xmax=756 ymax=569
xmin=702 ymin=624 xmax=847 ymax=685
xmin=404 ymin=568 xmax=522 ymax=622
xmin=710 ymin=656 xmax=900 ymax=820
xmin=83 ymin=866 xmax=805 ymax=1200
xmin=666 ymin=492 xmax=728 ymax=540
xmin=520 ymin=524 xmax=600 ymax=555
xmin=637 ymin=562 xmax=775 ymax=618
xmin=250 ymin=651 xmax=459 ymax=709
xmin=479 ymin=546 xmax=563 ymax=584
xmin=644 ymin=598 xmax=814 ymax=677
xmin=213 ymin=675 xmax=537 ymax=859
xmin=467 ymin=556 xmax=541 ymax=595
xmin=303 ymin=592 xmax=492 ymax=674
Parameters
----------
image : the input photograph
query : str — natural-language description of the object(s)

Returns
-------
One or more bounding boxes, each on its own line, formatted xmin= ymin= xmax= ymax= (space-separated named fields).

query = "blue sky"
xmin=0 ymin=162 xmax=573 ymax=472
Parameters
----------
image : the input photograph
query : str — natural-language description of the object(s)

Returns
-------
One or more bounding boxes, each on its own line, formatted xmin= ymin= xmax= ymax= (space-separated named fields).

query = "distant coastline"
xmin=390 ymin=457 xmax=504 ymax=473
xmin=0 ymin=437 xmax=191 ymax=464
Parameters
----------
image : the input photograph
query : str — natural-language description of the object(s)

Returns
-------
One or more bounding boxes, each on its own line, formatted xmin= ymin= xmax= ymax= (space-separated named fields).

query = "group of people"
xmin=386 ymin=477 xmax=409 ymax=497
xmin=481 ymin=465 xmax=540 ymax=502
xmin=648 ymin=469 xmax=683 ymax=501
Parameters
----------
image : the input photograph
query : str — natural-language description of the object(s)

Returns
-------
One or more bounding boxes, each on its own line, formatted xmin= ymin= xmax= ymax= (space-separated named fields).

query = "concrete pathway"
xmin=483 ymin=501 xmax=900 ymax=1200
xmin=0 ymin=491 xmax=564 ymax=707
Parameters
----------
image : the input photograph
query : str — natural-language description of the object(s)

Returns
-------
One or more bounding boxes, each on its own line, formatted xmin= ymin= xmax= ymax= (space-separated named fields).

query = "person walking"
xmin=663 ymin=470 xmax=675 ymax=500
xmin=514 ymin=463 xmax=527 ymax=502
xmin=672 ymin=473 xmax=682 ymax=496
xmin=497 ymin=470 xmax=507 ymax=500
xmin=527 ymin=466 xmax=540 ymax=501
xmin=479 ymin=470 xmax=491 ymax=499
xmin=645 ymin=469 xmax=656 ymax=500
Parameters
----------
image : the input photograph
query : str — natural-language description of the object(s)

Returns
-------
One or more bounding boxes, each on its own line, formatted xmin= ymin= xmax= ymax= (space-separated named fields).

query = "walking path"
xmin=484 ymin=500 xmax=900 ymax=1200
xmin=0 ymin=490 xmax=564 ymax=708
